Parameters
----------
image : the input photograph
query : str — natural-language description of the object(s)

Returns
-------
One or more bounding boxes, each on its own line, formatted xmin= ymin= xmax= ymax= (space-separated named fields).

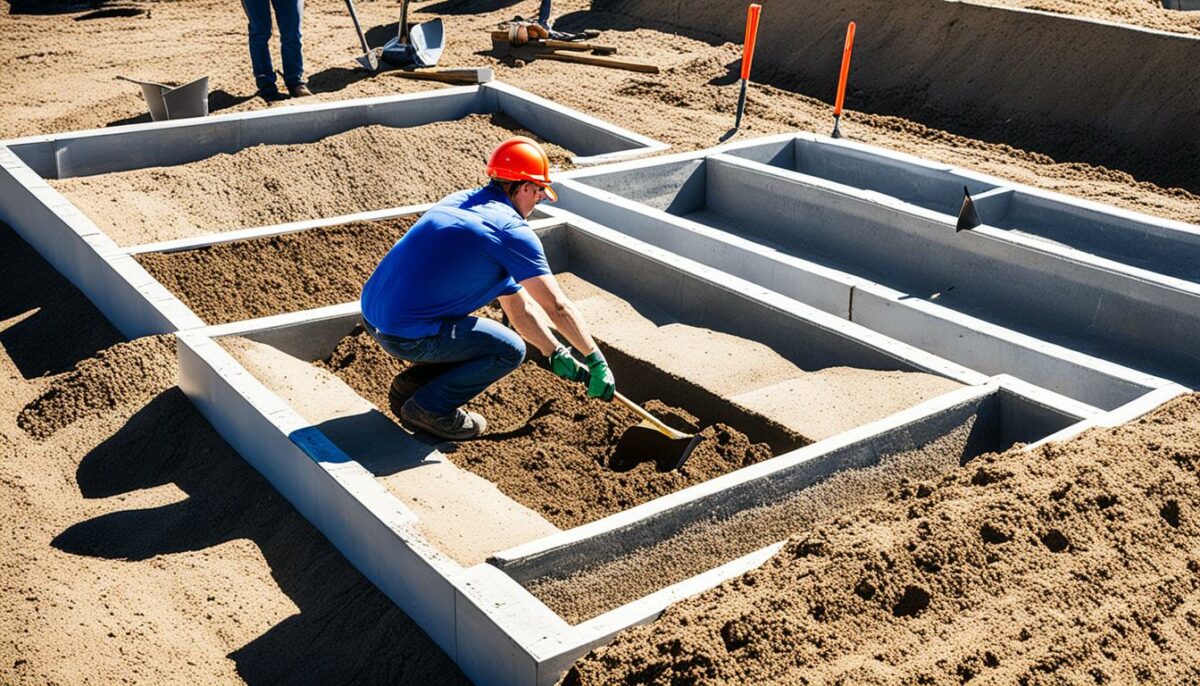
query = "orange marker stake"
xmin=831 ymin=21 xmax=856 ymax=139
xmin=733 ymin=3 xmax=762 ymax=133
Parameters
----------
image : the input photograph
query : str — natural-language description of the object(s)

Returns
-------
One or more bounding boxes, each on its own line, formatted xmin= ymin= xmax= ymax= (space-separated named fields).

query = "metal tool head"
xmin=609 ymin=423 xmax=703 ymax=473
xmin=356 ymin=51 xmax=380 ymax=72
xmin=409 ymin=18 xmax=445 ymax=66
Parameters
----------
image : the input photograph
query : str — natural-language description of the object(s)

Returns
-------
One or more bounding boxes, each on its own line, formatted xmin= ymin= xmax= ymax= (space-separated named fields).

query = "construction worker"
xmin=240 ymin=0 xmax=312 ymax=101
xmin=360 ymin=137 xmax=615 ymax=440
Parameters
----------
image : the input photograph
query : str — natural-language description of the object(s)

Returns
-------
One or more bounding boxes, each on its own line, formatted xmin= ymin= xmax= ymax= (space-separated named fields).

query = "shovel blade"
xmin=356 ymin=52 xmax=379 ymax=71
xmin=409 ymin=18 xmax=445 ymax=66
xmin=610 ymin=425 xmax=702 ymax=473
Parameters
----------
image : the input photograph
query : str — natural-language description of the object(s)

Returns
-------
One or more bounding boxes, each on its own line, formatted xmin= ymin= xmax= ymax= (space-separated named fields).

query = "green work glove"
xmin=584 ymin=349 xmax=615 ymax=401
xmin=550 ymin=346 xmax=588 ymax=383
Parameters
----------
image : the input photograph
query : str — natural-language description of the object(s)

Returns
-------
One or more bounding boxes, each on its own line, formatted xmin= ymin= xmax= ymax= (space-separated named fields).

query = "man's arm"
xmin=498 ymin=286 xmax=561 ymax=357
xmin=514 ymin=274 xmax=599 ymax=356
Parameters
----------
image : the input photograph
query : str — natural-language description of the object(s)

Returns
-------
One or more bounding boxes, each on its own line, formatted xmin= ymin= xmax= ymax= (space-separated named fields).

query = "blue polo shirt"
xmin=360 ymin=184 xmax=550 ymax=338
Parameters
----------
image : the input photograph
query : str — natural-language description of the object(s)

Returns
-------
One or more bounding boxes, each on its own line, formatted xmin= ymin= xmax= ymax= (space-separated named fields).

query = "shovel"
xmin=610 ymin=392 xmax=703 ymax=472
xmin=343 ymin=0 xmax=379 ymax=72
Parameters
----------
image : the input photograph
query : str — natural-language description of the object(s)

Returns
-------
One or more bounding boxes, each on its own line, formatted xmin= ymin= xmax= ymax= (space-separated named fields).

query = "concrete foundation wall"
xmin=2 ymin=83 xmax=666 ymax=180
xmin=595 ymin=0 xmax=1200 ymax=191
xmin=493 ymin=380 xmax=1082 ymax=585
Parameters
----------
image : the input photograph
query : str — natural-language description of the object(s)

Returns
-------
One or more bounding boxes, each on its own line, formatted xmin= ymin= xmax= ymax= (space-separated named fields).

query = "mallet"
xmin=831 ymin=21 xmax=856 ymax=139
xmin=729 ymin=3 xmax=762 ymax=137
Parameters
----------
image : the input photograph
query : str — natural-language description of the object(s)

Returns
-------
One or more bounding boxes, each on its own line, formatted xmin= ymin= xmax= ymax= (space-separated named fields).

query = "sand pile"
xmin=564 ymin=393 xmax=1200 ymax=684
xmin=317 ymin=328 xmax=787 ymax=529
xmin=528 ymin=419 xmax=976 ymax=623
xmin=17 ymin=335 xmax=176 ymax=439
xmin=0 ymin=224 xmax=470 ymax=685
xmin=137 ymin=216 xmax=416 ymax=324
xmin=51 ymin=113 xmax=572 ymax=246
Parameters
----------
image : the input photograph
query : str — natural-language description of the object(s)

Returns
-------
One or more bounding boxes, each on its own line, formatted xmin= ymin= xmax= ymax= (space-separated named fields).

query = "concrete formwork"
xmin=554 ymin=133 xmax=1191 ymax=406
xmin=0 ymin=83 xmax=668 ymax=339
xmin=595 ymin=0 xmax=1200 ymax=192
xmin=178 ymin=216 xmax=1100 ymax=685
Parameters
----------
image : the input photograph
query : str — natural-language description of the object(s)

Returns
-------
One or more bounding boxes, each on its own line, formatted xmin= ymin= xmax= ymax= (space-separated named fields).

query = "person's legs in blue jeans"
xmin=240 ymin=0 xmax=277 ymax=91
xmin=369 ymin=316 xmax=525 ymax=417
xmin=271 ymin=0 xmax=305 ymax=88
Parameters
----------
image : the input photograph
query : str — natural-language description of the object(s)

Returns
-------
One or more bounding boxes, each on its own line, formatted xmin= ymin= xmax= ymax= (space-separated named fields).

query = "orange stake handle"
xmin=831 ymin=21 xmax=856 ymax=138
xmin=740 ymin=3 xmax=763 ymax=81
xmin=833 ymin=21 xmax=856 ymax=116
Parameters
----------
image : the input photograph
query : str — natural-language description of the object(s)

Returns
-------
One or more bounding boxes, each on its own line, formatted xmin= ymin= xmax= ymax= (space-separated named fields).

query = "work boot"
xmin=288 ymin=84 xmax=313 ymax=98
xmin=400 ymin=397 xmax=487 ymax=440
xmin=258 ymin=86 xmax=287 ymax=102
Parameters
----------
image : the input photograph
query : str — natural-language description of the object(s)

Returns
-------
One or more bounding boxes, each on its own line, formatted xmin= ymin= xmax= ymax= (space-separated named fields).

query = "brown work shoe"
xmin=288 ymin=84 xmax=312 ymax=98
xmin=400 ymin=398 xmax=487 ymax=440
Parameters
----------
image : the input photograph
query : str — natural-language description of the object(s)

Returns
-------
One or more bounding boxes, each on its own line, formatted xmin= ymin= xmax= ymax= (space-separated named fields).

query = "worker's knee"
xmin=498 ymin=338 xmax=526 ymax=371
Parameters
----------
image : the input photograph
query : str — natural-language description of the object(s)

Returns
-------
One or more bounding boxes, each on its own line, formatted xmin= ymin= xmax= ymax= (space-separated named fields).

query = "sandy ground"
xmin=974 ymin=0 xmax=1200 ymax=34
xmin=566 ymin=393 xmax=1200 ymax=684
xmin=557 ymin=273 xmax=962 ymax=441
xmin=223 ymin=336 xmax=560 ymax=566
xmin=136 ymin=216 xmax=416 ymax=324
xmin=0 ymin=226 xmax=469 ymax=685
xmin=52 ymin=114 xmax=571 ymax=246
xmin=3 ymin=0 xmax=1200 ymax=683
xmin=316 ymin=327 xmax=786 ymax=529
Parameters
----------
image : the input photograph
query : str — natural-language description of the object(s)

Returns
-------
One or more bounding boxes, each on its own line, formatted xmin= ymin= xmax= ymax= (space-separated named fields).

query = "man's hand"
xmin=550 ymin=346 xmax=588 ymax=383
xmin=584 ymin=350 xmax=615 ymax=401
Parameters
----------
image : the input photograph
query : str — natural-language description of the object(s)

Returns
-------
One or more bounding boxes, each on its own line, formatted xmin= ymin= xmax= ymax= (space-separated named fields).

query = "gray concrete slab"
xmin=560 ymin=148 xmax=1200 ymax=390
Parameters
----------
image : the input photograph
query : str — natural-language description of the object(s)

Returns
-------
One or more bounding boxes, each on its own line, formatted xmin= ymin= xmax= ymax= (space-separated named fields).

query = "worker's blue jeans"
xmin=365 ymin=316 xmax=526 ymax=417
xmin=240 ymin=0 xmax=305 ymax=90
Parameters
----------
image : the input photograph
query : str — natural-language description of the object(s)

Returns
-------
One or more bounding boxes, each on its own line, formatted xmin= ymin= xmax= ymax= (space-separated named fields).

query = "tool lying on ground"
xmin=610 ymin=392 xmax=703 ymax=472
xmin=722 ymin=3 xmax=762 ymax=142
xmin=489 ymin=30 xmax=616 ymax=54
xmin=492 ymin=32 xmax=659 ymax=74
xmin=389 ymin=67 xmax=493 ymax=85
xmin=343 ymin=0 xmax=379 ymax=71
xmin=831 ymin=21 xmax=857 ymax=139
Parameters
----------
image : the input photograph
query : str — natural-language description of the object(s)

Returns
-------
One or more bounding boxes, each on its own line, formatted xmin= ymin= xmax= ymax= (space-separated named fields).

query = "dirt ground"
xmin=316 ymin=327 xmax=788 ymax=529
xmin=565 ymin=393 xmax=1200 ymax=684
xmin=53 ymin=114 xmax=571 ymax=246
xmin=3 ymin=0 xmax=1200 ymax=684
xmin=136 ymin=216 xmax=416 ymax=323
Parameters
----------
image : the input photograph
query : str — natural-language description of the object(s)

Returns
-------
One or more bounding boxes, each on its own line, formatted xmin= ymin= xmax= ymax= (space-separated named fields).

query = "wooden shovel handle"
xmin=614 ymin=392 xmax=691 ymax=440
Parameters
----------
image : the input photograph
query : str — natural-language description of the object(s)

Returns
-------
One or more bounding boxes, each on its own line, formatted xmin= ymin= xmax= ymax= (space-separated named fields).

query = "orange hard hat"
xmin=486 ymin=136 xmax=558 ymax=202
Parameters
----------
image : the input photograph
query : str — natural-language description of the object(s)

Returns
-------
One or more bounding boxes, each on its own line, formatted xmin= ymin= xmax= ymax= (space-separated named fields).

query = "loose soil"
xmin=51 ymin=114 xmax=571 ymax=246
xmin=136 ymin=216 xmax=416 ymax=324
xmin=5 ymin=0 xmax=1200 ymax=683
xmin=0 ymin=225 xmax=469 ymax=685
xmin=564 ymin=393 xmax=1200 ymax=685
xmin=975 ymin=0 xmax=1200 ymax=35
xmin=318 ymin=327 xmax=785 ymax=529
xmin=528 ymin=419 xmax=977 ymax=623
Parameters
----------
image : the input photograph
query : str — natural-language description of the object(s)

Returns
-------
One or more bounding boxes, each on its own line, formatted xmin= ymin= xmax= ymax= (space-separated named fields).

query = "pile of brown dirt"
xmin=17 ymin=335 xmax=176 ymax=439
xmin=52 ymin=113 xmax=572 ymax=246
xmin=316 ymin=328 xmax=791 ymax=529
xmin=564 ymin=393 xmax=1200 ymax=684
xmin=0 ymin=222 xmax=470 ymax=685
xmin=528 ymin=419 xmax=976 ymax=623
xmin=136 ymin=216 xmax=416 ymax=324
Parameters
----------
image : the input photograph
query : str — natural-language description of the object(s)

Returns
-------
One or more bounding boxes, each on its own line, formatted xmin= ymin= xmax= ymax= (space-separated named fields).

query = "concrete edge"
xmin=1023 ymin=383 xmax=1193 ymax=451
xmin=558 ymin=207 xmax=987 ymax=387
xmin=490 ymin=382 xmax=999 ymax=565
xmin=0 ymin=146 xmax=204 ymax=337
